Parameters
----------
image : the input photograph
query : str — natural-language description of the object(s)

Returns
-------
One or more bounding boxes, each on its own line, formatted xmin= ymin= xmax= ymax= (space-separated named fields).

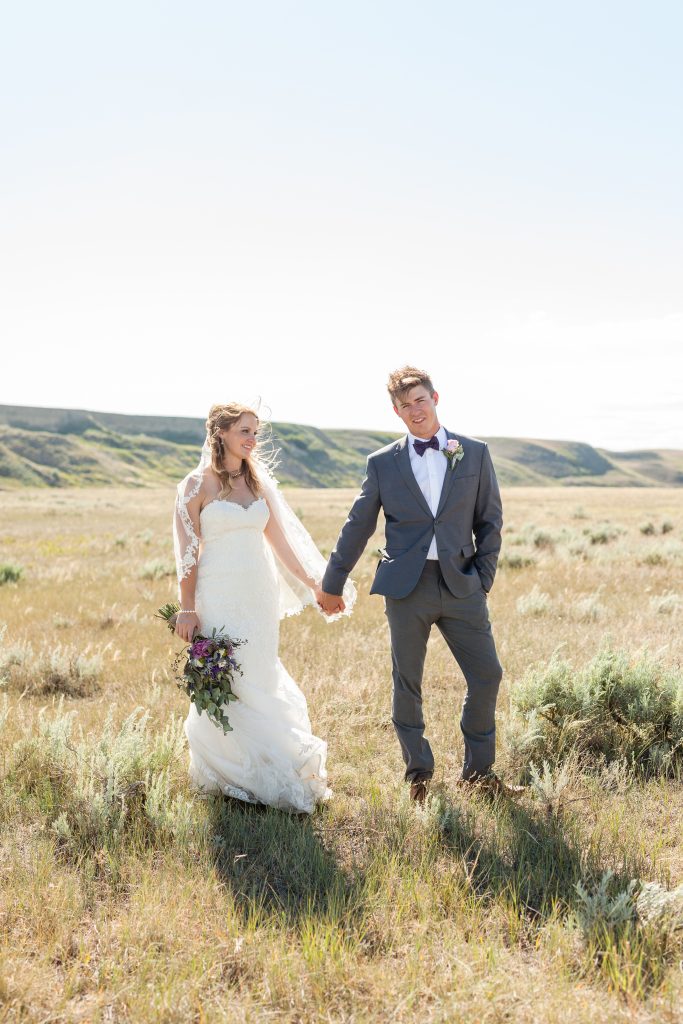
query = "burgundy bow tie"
xmin=413 ymin=435 xmax=440 ymax=456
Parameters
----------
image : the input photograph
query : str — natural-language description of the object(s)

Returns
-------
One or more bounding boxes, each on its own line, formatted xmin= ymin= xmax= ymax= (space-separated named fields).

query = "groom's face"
xmin=393 ymin=385 xmax=440 ymax=438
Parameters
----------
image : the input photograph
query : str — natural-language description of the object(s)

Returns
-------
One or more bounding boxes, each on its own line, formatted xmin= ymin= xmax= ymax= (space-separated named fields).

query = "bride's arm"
xmin=175 ymin=491 xmax=203 ymax=642
xmin=263 ymin=495 xmax=320 ymax=597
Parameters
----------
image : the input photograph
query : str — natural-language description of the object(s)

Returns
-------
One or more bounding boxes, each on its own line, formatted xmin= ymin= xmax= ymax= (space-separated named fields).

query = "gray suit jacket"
xmin=322 ymin=430 xmax=503 ymax=600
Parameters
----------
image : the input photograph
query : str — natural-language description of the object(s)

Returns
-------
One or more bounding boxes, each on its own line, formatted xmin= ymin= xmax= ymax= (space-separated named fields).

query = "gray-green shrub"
xmin=532 ymin=529 xmax=555 ymax=550
xmin=649 ymin=592 xmax=680 ymax=615
xmin=586 ymin=523 xmax=623 ymax=545
xmin=0 ymin=640 xmax=102 ymax=697
xmin=516 ymin=586 xmax=552 ymax=616
xmin=499 ymin=552 xmax=536 ymax=570
xmin=507 ymin=647 xmax=683 ymax=776
xmin=571 ymin=595 xmax=605 ymax=622
xmin=139 ymin=559 xmax=175 ymax=580
xmin=6 ymin=700 xmax=194 ymax=857
xmin=640 ymin=550 xmax=666 ymax=567
xmin=0 ymin=564 xmax=23 ymax=585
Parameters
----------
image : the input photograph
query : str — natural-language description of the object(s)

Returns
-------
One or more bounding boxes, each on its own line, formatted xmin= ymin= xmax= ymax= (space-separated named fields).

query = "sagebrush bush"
xmin=567 ymin=539 xmax=591 ymax=559
xmin=507 ymin=647 xmax=683 ymax=776
xmin=528 ymin=759 xmax=571 ymax=815
xmin=662 ymin=539 xmax=683 ymax=559
xmin=52 ymin=614 xmax=75 ymax=630
xmin=571 ymin=595 xmax=605 ymax=622
xmin=5 ymin=700 xmax=194 ymax=857
xmin=639 ymin=522 xmax=656 ymax=536
xmin=649 ymin=591 xmax=680 ymax=615
xmin=586 ymin=523 xmax=623 ymax=545
xmin=661 ymin=521 xmax=674 ymax=534
xmin=516 ymin=585 xmax=552 ymax=617
xmin=0 ymin=638 xmax=102 ymax=697
xmin=0 ymin=563 xmax=23 ymax=585
xmin=571 ymin=871 xmax=683 ymax=994
xmin=574 ymin=870 xmax=636 ymax=938
xmin=139 ymin=559 xmax=175 ymax=580
xmin=504 ymin=533 xmax=526 ymax=547
xmin=499 ymin=552 xmax=536 ymax=570
xmin=640 ymin=550 xmax=666 ymax=566
xmin=532 ymin=529 xmax=555 ymax=550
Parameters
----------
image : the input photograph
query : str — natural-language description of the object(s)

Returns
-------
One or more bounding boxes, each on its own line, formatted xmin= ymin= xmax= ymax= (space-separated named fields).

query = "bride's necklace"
xmin=227 ymin=469 xmax=243 ymax=480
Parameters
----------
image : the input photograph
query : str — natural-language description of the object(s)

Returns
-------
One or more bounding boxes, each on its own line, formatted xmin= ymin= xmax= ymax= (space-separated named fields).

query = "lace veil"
xmin=173 ymin=437 xmax=356 ymax=622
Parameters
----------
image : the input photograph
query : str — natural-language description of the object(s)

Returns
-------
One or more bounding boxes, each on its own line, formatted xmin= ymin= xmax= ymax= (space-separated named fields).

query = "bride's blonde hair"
xmin=206 ymin=402 xmax=276 ymax=499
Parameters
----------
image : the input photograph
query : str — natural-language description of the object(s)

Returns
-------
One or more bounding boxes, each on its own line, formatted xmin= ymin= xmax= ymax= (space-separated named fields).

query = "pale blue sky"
xmin=1 ymin=1 xmax=681 ymax=448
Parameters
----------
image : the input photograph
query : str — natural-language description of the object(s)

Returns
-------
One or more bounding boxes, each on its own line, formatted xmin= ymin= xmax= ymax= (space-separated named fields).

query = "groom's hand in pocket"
xmin=319 ymin=591 xmax=345 ymax=616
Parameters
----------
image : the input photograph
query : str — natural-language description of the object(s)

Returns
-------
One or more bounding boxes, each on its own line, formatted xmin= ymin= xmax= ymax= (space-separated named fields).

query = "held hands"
xmin=175 ymin=612 xmax=200 ymax=643
xmin=315 ymin=587 xmax=346 ymax=617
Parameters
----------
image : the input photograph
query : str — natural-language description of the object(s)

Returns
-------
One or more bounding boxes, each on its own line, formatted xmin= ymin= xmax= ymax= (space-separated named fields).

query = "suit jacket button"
xmin=422 ymin=545 xmax=429 ymax=552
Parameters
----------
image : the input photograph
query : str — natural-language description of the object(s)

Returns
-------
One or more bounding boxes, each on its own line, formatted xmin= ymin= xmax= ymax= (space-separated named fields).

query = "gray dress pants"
xmin=384 ymin=560 xmax=503 ymax=782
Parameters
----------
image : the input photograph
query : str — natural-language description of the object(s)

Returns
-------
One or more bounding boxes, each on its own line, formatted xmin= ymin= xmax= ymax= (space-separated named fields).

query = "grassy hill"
xmin=0 ymin=404 xmax=681 ymax=488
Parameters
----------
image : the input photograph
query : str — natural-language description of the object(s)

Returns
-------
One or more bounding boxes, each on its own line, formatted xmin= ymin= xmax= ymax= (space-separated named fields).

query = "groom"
xmin=321 ymin=366 xmax=515 ymax=803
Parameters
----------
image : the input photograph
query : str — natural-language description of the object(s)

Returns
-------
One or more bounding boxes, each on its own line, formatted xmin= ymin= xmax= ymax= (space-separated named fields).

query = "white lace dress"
xmin=183 ymin=497 xmax=331 ymax=813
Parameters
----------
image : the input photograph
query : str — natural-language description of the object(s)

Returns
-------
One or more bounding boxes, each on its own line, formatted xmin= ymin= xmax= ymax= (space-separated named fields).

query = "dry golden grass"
xmin=0 ymin=485 xmax=682 ymax=1023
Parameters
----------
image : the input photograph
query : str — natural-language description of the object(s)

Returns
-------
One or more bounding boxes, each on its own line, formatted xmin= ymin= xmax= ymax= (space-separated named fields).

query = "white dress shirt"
xmin=407 ymin=425 xmax=447 ymax=559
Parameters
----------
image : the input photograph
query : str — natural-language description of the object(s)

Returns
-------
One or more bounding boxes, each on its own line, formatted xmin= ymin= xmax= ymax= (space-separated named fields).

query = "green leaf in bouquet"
xmin=167 ymin=625 xmax=244 ymax=734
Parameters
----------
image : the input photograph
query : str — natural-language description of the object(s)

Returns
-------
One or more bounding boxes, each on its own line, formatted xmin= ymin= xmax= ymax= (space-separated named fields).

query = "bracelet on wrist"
xmin=177 ymin=610 xmax=196 ymax=615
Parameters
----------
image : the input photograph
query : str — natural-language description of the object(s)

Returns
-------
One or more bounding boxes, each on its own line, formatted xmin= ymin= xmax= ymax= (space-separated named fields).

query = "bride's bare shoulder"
xmin=201 ymin=467 xmax=221 ymax=490
xmin=177 ymin=468 xmax=220 ymax=511
xmin=197 ymin=469 xmax=222 ymax=506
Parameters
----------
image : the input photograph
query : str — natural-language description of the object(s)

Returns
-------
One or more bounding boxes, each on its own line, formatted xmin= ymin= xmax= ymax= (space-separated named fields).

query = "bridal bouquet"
xmin=157 ymin=603 xmax=243 ymax=734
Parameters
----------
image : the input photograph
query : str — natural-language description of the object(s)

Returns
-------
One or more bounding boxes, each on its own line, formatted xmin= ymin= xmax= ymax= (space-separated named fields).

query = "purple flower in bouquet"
xmin=157 ymin=606 xmax=245 ymax=734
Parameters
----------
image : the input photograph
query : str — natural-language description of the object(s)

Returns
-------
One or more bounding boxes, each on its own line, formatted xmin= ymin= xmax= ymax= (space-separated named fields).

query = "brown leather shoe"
xmin=457 ymin=772 xmax=525 ymax=799
xmin=409 ymin=779 xmax=430 ymax=805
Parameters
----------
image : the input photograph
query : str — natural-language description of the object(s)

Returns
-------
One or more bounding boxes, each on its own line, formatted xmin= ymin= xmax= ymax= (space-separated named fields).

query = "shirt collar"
xmin=407 ymin=425 xmax=447 ymax=447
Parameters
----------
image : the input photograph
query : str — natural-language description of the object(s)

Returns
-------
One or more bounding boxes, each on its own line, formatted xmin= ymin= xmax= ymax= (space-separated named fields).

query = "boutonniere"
xmin=442 ymin=438 xmax=465 ymax=470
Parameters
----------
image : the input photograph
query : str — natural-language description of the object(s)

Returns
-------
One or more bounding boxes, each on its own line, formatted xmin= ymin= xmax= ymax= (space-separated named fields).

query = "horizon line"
xmin=0 ymin=400 xmax=680 ymax=455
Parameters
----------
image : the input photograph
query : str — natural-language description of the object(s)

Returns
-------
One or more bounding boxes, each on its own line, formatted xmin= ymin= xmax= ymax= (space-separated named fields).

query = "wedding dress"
xmin=183 ymin=496 xmax=331 ymax=813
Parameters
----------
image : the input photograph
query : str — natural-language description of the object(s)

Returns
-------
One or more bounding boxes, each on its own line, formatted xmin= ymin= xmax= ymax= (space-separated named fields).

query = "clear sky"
xmin=1 ymin=1 xmax=681 ymax=449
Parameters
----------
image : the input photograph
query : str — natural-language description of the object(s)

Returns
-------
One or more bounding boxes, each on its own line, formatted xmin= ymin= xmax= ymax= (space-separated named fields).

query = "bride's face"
xmin=220 ymin=413 xmax=259 ymax=461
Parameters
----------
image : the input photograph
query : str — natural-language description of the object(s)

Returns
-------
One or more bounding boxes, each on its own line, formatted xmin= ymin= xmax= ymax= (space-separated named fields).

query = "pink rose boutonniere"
xmin=442 ymin=438 xmax=465 ymax=470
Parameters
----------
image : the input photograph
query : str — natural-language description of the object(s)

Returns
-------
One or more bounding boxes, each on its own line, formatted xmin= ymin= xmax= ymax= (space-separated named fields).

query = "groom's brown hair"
xmin=387 ymin=365 xmax=436 ymax=406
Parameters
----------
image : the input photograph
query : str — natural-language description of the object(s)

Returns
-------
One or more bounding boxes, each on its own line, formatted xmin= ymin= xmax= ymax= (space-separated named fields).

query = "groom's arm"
xmin=472 ymin=444 xmax=503 ymax=594
xmin=321 ymin=457 xmax=382 ymax=597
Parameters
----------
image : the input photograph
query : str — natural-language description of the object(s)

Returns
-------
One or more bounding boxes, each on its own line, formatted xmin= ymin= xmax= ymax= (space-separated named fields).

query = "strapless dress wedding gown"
xmin=183 ymin=497 xmax=331 ymax=813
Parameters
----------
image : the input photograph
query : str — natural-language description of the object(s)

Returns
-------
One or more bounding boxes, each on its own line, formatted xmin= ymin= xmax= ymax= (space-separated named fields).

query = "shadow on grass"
xmin=204 ymin=785 xmax=641 ymax=932
xmin=199 ymin=785 xmax=675 ymax=997
xmin=433 ymin=786 xmax=638 ymax=920
xmin=205 ymin=796 xmax=362 ymax=928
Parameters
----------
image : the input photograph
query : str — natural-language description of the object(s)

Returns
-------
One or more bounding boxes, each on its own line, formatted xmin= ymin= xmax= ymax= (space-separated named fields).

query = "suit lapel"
xmin=394 ymin=436 xmax=433 ymax=517
xmin=435 ymin=429 xmax=458 ymax=517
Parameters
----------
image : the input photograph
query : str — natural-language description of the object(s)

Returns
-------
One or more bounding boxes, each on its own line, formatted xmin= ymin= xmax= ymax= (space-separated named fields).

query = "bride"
xmin=172 ymin=403 xmax=355 ymax=813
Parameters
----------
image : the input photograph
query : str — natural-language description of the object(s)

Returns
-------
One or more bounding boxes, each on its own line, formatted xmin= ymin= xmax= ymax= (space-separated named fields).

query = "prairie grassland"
xmin=0 ymin=485 xmax=682 ymax=1024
